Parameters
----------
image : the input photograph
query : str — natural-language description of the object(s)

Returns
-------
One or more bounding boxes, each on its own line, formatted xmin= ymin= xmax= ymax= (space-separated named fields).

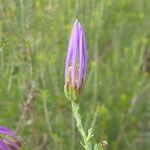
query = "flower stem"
xmin=71 ymin=102 xmax=91 ymax=150
xmin=71 ymin=102 xmax=106 ymax=150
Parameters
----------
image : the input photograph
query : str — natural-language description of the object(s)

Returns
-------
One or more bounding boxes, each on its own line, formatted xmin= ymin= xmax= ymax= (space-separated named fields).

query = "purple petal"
xmin=78 ymin=32 xmax=84 ymax=88
xmin=65 ymin=24 xmax=75 ymax=80
xmin=78 ymin=29 xmax=87 ymax=88
xmin=0 ymin=126 xmax=11 ymax=132
xmin=0 ymin=140 xmax=11 ymax=150
xmin=3 ymin=138 xmax=18 ymax=150
xmin=71 ymin=20 xmax=78 ymax=84
xmin=82 ymin=30 xmax=87 ymax=76
xmin=0 ymin=131 xmax=17 ymax=141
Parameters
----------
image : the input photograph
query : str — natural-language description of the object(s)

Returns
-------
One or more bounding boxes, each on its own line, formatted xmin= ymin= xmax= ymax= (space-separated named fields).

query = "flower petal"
xmin=71 ymin=20 xmax=78 ymax=85
xmin=0 ymin=131 xmax=17 ymax=141
xmin=3 ymin=138 xmax=18 ymax=150
xmin=0 ymin=126 xmax=11 ymax=132
xmin=0 ymin=140 xmax=11 ymax=150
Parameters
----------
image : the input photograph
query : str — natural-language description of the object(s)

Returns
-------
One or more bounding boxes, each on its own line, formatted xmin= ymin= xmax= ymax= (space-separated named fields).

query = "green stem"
xmin=71 ymin=102 xmax=91 ymax=150
xmin=71 ymin=102 xmax=106 ymax=150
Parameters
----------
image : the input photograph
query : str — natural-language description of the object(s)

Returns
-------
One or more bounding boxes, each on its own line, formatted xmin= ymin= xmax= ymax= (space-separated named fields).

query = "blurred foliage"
xmin=0 ymin=0 xmax=150 ymax=149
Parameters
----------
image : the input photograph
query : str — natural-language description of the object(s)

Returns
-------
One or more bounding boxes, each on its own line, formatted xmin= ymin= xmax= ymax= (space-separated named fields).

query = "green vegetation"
xmin=0 ymin=0 xmax=149 ymax=149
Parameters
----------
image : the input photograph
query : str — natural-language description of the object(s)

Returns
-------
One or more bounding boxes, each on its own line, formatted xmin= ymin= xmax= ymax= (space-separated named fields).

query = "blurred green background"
xmin=0 ymin=0 xmax=150 ymax=149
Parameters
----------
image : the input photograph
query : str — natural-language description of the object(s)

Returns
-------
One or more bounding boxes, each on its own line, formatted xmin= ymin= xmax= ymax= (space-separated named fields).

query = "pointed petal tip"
xmin=74 ymin=18 xmax=81 ymax=26
xmin=75 ymin=18 xmax=78 ymax=22
xmin=74 ymin=19 xmax=78 ymax=26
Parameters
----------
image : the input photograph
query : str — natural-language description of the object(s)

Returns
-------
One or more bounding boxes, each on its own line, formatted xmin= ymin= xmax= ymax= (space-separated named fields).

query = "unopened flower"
xmin=0 ymin=126 xmax=22 ymax=150
xmin=64 ymin=19 xmax=87 ymax=101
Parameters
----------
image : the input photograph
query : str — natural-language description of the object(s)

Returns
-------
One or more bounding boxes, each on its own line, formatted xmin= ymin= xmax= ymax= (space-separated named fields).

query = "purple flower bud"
xmin=64 ymin=19 xmax=87 ymax=101
xmin=0 ymin=126 xmax=22 ymax=150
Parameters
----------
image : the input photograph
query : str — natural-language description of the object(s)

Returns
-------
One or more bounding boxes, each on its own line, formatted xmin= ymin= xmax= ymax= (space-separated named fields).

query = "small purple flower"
xmin=64 ymin=19 xmax=87 ymax=101
xmin=0 ymin=126 xmax=22 ymax=150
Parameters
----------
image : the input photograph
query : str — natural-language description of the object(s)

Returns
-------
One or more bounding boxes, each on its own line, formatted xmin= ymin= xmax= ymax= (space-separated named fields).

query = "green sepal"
xmin=64 ymin=86 xmax=79 ymax=102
